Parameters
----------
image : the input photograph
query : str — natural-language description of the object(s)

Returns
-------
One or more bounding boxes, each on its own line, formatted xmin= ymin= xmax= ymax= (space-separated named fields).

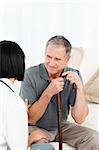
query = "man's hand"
xmin=62 ymin=71 xmax=83 ymax=91
xmin=28 ymin=129 xmax=48 ymax=146
xmin=47 ymin=77 xmax=64 ymax=97
xmin=62 ymin=71 xmax=88 ymax=123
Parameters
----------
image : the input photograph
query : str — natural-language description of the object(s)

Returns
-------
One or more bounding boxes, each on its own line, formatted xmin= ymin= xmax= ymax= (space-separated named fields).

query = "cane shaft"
xmin=57 ymin=93 xmax=63 ymax=150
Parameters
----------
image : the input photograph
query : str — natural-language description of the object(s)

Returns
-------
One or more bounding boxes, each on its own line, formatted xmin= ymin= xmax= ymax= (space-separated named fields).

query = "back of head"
xmin=0 ymin=40 xmax=25 ymax=81
xmin=46 ymin=35 xmax=72 ymax=56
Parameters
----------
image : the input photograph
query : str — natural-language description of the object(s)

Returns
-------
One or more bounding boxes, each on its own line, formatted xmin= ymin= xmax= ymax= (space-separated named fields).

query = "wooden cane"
xmin=57 ymin=92 xmax=63 ymax=150
xmin=56 ymin=70 xmax=77 ymax=150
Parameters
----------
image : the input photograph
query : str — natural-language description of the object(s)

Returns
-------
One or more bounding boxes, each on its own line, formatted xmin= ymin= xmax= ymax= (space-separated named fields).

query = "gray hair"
xmin=45 ymin=35 xmax=72 ymax=56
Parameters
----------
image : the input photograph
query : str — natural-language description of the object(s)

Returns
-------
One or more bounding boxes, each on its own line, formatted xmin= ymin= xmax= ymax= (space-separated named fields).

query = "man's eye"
xmin=55 ymin=58 xmax=61 ymax=61
xmin=47 ymin=55 xmax=51 ymax=59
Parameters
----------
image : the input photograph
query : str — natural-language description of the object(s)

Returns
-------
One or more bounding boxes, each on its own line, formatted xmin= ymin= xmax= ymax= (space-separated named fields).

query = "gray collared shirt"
xmin=20 ymin=63 xmax=82 ymax=131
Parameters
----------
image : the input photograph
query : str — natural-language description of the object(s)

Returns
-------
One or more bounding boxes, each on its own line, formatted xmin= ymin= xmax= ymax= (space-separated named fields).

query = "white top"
xmin=0 ymin=78 xmax=28 ymax=150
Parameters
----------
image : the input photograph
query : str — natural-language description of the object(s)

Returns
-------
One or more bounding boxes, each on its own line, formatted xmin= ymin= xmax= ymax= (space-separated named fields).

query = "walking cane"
xmin=56 ymin=71 xmax=65 ymax=150
xmin=57 ymin=92 xmax=63 ymax=150
xmin=56 ymin=72 xmax=77 ymax=150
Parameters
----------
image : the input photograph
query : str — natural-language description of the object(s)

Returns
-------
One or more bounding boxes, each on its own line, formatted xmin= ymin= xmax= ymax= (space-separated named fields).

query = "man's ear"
xmin=65 ymin=56 xmax=71 ymax=65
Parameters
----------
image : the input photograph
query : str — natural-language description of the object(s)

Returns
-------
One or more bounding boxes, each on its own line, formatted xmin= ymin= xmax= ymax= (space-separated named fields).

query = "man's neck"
xmin=49 ymin=72 xmax=62 ymax=79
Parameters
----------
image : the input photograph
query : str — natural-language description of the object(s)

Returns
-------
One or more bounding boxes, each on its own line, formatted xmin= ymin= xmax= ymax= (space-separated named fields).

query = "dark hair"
xmin=46 ymin=35 xmax=72 ymax=56
xmin=0 ymin=40 xmax=25 ymax=81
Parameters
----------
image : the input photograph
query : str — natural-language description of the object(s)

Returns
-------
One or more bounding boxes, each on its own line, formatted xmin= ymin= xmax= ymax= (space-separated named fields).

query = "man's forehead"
xmin=46 ymin=44 xmax=66 ymax=56
xmin=47 ymin=43 xmax=64 ymax=49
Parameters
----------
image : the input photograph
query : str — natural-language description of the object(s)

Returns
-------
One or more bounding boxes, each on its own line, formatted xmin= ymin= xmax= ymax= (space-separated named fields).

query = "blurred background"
xmin=0 ymin=0 xmax=99 ymax=82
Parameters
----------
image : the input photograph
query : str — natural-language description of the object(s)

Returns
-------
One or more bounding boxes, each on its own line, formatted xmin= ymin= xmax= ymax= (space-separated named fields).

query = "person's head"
xmin=0 ymin=40 xmax=25 ymax=81
xmin=44 ymin=35 xmax=72 ymax=78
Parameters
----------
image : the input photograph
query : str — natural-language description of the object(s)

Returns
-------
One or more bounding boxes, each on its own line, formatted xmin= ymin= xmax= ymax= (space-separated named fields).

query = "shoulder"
xmin=64 ymin=67 xmax=80 ymax=75
xmin=24 ymin=63 xmax=45 ymax=82
xmin=64 ymin=67 xmax=82 ymax=80
xmin=25 ymin=63 xmax=43 ymax=75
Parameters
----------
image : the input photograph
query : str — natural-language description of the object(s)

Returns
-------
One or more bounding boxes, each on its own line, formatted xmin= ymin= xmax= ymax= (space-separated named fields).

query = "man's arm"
xmin=28 ymin=77 xmax=64 ymax=124
xmin=62 ymin=71 xmax=89 ymax=124
xmin=28 ymin=87 xmax=52 ymax=124
xmin=71 ymin=86 xmax=89 ymax=124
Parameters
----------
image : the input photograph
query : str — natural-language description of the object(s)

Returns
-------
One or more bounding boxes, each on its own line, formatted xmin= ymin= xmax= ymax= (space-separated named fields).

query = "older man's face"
xmin=44 ymin=44 xmax=70 ymax=78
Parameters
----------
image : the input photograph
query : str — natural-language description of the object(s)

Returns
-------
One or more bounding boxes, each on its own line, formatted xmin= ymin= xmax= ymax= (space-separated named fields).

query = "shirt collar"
xmin=39 ymin=63 xmax=50 ymax=82
xmin=39 ymin=63 xmax=67 ymax=81
xmin=0 ymin=78 xmax=16 ymax=92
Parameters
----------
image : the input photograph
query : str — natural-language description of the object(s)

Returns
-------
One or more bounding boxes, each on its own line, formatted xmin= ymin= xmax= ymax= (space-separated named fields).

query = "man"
xmin=20 ymin=35 xmax=99 ymax=149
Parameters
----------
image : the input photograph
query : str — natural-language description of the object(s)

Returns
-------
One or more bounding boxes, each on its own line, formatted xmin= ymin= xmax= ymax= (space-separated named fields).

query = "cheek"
xmin=45 ymin=59 xmax=49 ymax=65
xmin=44 ymin=57 xmax=48 ymax=63
xmin=63 ymin=59 xmax=69 ymax=66
xmin=44 ymin=58 xmax=50 ymax=67
xmin=61 ymin=60 xmax=67 ymax=66
xmin=45 ymin=56 xmax=50 ymax=62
